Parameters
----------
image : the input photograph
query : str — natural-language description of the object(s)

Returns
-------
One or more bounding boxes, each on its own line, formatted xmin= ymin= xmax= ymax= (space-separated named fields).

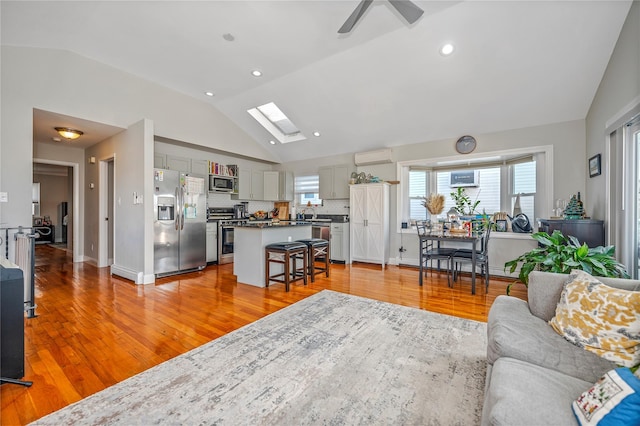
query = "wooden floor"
xmin=1 ymin=245 xmax=527 ymax=425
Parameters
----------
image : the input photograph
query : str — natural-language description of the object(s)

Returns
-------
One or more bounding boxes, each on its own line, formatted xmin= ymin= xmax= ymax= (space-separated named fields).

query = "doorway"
xmin=98 ymin=157 xmax=115 ymax=267
xmin=32 ymin=159 xmax=81 ymax=263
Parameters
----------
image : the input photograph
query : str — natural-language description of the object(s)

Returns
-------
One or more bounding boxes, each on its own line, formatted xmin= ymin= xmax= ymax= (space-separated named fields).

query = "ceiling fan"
xmin=338 ymin=0 xmax=424 ymax=34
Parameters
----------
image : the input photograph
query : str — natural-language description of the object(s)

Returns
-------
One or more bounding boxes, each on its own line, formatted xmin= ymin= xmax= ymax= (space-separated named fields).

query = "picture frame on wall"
xmin=496 ymin=219 xmax=507 ymax=232
xmin=589 ymin=154 xmax=601 ymax=178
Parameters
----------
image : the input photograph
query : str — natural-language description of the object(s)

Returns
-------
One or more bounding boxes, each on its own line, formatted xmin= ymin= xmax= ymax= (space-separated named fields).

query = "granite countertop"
xmin=236 ymin=221 xmax=312 ymax=229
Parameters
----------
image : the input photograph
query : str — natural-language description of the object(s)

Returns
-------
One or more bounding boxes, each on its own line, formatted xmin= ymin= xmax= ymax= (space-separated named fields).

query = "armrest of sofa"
xmin=527 ymin=271 xmax=568 ymax=322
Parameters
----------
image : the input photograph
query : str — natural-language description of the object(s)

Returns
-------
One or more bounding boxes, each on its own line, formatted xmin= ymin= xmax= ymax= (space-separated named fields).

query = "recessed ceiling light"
xmin=205 ymin=91 xmax=214 ymax=97
xmin=52 ymin=137 xmax=61 ymax=142
xmin=222 ymin=33 xmax=235 ymax=42
xmin=251 ymin=69 xmax=263 ymax=77
xmin=440 ymin=43 xmax=455 ymax=56
xmin=269 ymin=140 xmax=276 ymax=145
xmin=313 ymin=131 xmax=321 ymax=137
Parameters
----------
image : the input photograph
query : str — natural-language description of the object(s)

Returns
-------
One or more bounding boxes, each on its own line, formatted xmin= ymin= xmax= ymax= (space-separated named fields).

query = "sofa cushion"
xmin=549 ymin=270 xmax=640 ymax=368
xmin=572 ymin=367 xmax=640 ymax=425
xmin=481 ymin=357 xmax=591 ymax=426
xmin=488 ymin=295 xmax=616 ymax=383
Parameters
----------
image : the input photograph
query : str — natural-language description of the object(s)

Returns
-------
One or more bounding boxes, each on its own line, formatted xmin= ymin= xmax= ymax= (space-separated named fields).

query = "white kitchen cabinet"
xmin=233 ymin=168 xmax=264 ymax=200
xmin=349 ymin=183 xmax=390 ymax=267
xmin=263 ymin=171 xmax=294 ymax=201
xmin=165 ymin=155 xmax=191 ymax=172
xmin=191 ymin=159 xmax=210 ymax=176
xmin=206 ymin=222 xmax=217 ymax=263
xmin=319 ymin=165 xmax=353 ymax=199
xmin=154 ymin=153 xmax=166 ymax=169
xmin=330 ymin=222 xmax=349 ymax=263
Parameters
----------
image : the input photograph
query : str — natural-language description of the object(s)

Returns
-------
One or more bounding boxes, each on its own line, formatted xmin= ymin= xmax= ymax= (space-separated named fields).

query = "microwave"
xmin=209 ymin=175 xmax=234 ymax=192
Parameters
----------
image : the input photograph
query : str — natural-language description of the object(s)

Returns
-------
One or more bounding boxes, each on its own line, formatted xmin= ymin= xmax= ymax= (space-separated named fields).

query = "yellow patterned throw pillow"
xmin=549 ymin=270 xmax=640 ymax=368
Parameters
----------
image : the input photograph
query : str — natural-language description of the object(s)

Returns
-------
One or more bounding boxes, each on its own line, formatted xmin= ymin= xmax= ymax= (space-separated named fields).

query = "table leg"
xmin=471 ymin=239 xmax=477 ymax=295
xmin=419 ymin=239 xmax=424 ymax=286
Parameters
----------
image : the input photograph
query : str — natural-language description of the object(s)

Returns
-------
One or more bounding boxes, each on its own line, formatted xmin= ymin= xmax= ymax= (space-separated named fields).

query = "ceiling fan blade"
xmin=388 ymin=0 xmax=424 ymax=24
xmin=338 ymin=0 xmax=374 ymax=34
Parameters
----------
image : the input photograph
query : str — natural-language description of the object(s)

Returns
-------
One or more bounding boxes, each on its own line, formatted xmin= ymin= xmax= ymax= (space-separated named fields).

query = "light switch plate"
xmin=0 ymin=192 xmax=7 ymax=202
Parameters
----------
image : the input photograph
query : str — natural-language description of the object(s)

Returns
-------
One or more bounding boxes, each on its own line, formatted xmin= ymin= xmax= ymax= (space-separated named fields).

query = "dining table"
xmin=418 ymin=229 xmax=486 ymax=295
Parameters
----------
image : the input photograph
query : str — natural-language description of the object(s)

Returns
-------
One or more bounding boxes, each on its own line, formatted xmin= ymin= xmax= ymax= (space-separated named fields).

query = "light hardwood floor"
xmin=1 ymin=245 xmax=527 ymax=425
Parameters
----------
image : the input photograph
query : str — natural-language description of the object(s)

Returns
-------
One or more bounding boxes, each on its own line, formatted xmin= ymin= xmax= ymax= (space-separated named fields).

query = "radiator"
xmin=14 ymin=234 xmax=32 ymax=303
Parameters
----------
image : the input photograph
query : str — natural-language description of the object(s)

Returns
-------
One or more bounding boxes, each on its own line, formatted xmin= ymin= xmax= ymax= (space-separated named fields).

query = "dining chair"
xmin=451 ymin=224 xmax=492 ymax=292
xmin=416 ymin=220 xmax=456 ymax=285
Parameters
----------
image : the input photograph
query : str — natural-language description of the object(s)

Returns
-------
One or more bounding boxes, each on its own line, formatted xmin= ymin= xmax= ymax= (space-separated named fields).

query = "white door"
xmin=365 ymin=185 xmax=384 ymax=262
xmin=350 ymin=185 xmax=367 ymax=261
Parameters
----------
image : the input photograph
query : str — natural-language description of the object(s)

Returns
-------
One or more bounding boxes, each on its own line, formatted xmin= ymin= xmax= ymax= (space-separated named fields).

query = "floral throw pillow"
xmin=549 ymin=269 xmax=640 ymax=368
xmin=572 ymin=367 xmax=640 ymax=425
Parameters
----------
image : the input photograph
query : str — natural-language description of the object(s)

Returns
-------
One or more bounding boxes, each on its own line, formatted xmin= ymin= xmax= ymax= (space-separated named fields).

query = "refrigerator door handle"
xmin=180 ymin=186 xmax=185 ymax=231
xmin=174 ymin=187 xmax=180 ymax=231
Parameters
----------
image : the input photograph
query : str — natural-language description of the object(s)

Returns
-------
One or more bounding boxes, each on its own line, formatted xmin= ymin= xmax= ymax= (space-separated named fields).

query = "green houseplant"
xmin=504 ymin=230 xmax=629 ymax=294
xmin=450 ymin=187 xmax=480 ymax=215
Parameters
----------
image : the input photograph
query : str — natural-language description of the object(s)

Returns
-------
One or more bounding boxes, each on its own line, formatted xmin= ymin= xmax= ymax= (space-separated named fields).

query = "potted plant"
xmin=450 ymin=187 xmax=480 ymax=216
xmin=504 ymin=230 xmax=629 ymax=294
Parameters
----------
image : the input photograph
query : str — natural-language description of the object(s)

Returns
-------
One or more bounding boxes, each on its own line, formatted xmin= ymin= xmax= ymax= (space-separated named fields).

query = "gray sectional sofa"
xmin=481 ymin=271 xmax=640 ymax=425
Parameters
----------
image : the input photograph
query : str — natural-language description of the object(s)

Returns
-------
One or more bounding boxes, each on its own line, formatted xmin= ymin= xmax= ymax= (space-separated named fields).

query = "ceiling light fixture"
xmin=440 ymin=43 xmax=455 ymax=56
xmin=55 ymin=127 xmax=84 ymax=140
xmin=269 ymin=140 xmax=276 ymax=145
xmin=313 ymin=131 xmax=321 ymax=137
xmin=251 ymin=69 xmax=263 ymax=77
xmin=205 ymin=91 xmax=215 ymax=97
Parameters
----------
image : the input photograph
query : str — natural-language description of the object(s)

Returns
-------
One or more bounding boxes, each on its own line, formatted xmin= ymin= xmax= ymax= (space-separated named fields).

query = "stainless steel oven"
xmin=218 ymin=221 xmax=235 ymax=264
xmin=217 ymin=219 xmax=248 ymax=264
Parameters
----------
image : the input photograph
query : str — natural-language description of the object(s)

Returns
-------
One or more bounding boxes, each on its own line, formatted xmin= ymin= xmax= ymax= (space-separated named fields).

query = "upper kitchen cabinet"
xmin=232 ymin=168 xmax=264 ymax=200
xmin=264 ymin=171 xmax=294 ymax=201
xmin=154 ymin=153 xmax=166 ymax=169
xmin=154 ymin=154 xmax=209 ymax=176
xmin=165 ymin=155 xmax=191 ymax=172
xmin=319 ymin=165 xmax=353 ymax=199
xmin=190 ymin=159 xmax=209 ymax=176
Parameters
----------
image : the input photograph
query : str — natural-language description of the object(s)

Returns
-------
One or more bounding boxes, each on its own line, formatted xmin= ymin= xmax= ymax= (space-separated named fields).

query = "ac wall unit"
xmin=450 ymin=171 xmax=480 ymax=187
xmin=354 ymin=148 xmax=393 ymax=166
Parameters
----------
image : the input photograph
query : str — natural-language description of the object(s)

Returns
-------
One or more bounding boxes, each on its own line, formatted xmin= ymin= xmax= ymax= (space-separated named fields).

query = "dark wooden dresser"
xmin=537 ymin=219 xmax=605 ymax=248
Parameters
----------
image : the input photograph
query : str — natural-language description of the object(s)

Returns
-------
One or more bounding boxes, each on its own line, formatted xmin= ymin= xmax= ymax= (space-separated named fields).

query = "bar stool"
xmin=265 ymin=242 xmax=308 ymax=291
xmin=296 ymin=238 xmax=330 ymax=282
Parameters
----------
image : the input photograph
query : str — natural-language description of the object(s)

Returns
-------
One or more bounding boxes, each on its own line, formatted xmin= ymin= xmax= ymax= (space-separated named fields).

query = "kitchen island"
xmin=234 ymin=221 xmax=312 ymax=287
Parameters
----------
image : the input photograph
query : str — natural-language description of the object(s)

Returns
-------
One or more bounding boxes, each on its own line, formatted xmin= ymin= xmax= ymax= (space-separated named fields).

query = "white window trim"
xmin=396 ymin=145 xmax=554 ymax=234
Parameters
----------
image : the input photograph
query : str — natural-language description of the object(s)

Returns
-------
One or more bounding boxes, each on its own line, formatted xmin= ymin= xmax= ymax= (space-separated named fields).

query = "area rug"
xmin=32 ymin=290 xmax=488 ymax=425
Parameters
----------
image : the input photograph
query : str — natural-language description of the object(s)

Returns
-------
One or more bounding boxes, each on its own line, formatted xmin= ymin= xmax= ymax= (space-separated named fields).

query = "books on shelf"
xmin=209 ymin=162 xmax=238 ymax=177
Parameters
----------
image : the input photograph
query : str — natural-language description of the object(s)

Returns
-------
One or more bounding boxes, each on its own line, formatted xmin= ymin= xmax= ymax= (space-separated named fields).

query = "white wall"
xmin=280 ymin=119 xmax=586 ymax=272
xmin=0 ymin=46 xmax=276 ymax=261
xmin=586 ymin=1 xmax=640 ymax=220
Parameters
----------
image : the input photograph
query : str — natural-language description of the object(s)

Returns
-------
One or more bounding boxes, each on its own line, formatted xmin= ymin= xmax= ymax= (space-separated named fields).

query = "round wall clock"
xmin=455 ymin=135 xmax=477 ymax=154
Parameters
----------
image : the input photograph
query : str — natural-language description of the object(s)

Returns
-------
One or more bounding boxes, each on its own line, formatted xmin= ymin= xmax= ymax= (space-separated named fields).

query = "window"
xmin=437 ymin=168 xmax=501 ymax=215
xmin=247 ymin=102 xmax=306 ymax=144
xmin=295 ymin=174 xmax=322 ymax=205
xmin=511 ymin=161 xmax=536 ymax=220
xmin=399 ymin=150 xmax=542 ymax=229
xmin=409 ymin=169 xmax=429 ymax=221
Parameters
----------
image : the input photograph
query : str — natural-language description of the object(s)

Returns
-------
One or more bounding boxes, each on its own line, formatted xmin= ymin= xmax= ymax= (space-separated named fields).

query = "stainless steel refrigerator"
xmin=153 ymin=169 xmax=206 ymax=276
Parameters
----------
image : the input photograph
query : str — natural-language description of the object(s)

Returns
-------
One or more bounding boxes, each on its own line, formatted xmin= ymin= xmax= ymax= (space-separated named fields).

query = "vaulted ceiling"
xmin=2 ymin=1 xmax=633 ymax=163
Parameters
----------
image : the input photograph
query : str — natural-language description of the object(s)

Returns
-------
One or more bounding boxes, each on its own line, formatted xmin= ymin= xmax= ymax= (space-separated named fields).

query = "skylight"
xmin=247 ymin=102 xmax=306 ymax=144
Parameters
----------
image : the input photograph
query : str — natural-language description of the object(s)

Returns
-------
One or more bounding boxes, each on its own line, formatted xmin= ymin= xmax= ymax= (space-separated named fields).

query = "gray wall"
xmin=586 ymin=1 xmax=640 ymax=220
xmin=0 ymin=45 xmax=274 ymax=265
xmin=280 ymin=119 xmax=585 ymax=273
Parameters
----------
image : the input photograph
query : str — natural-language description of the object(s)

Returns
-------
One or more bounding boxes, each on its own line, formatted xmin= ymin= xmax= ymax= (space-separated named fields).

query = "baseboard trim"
xmin=110 ymin=265 xmax=154 ymax=285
